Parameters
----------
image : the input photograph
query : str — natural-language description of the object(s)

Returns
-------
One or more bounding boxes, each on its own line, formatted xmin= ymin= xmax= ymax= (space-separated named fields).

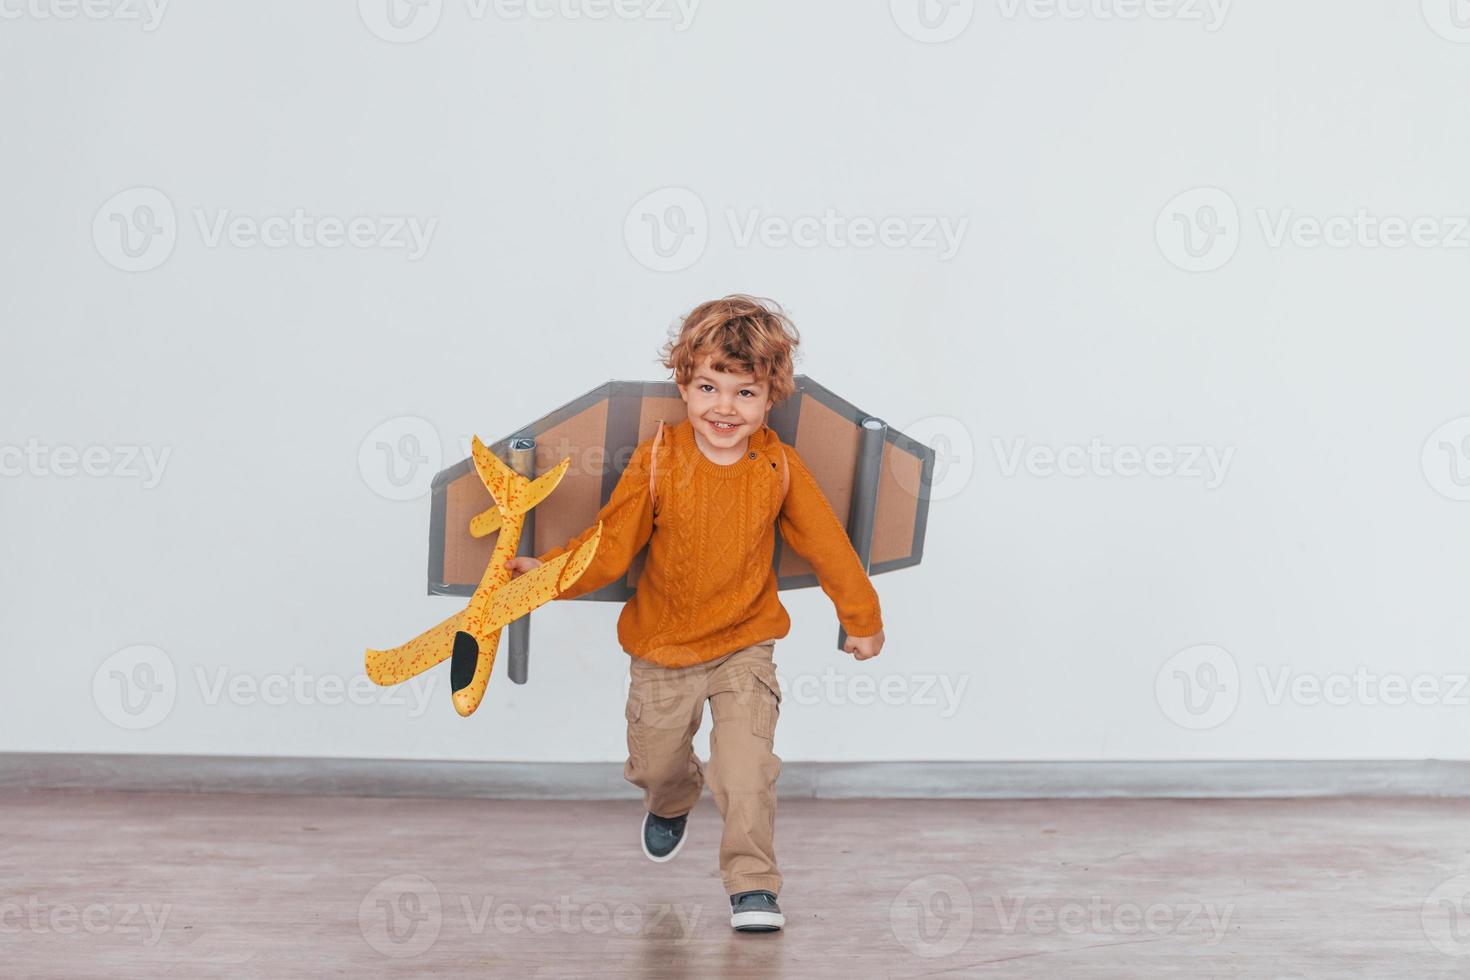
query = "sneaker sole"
xmin=641 ymin=812 xmax=688 ymax=863
xmin=731 ymin=909 xmax=785 ymax=932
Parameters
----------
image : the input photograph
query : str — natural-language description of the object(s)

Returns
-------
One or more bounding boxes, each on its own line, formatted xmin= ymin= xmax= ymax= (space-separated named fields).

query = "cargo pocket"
xmin=747 ymin=664 xmax=782 ymax=742
xmin=624 ymin=690 xmax=645 ymax=770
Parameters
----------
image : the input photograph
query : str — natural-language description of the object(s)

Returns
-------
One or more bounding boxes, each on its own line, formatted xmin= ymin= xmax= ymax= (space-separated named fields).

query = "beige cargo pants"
xmin=624 ymin=639 xmax=783 ymax=897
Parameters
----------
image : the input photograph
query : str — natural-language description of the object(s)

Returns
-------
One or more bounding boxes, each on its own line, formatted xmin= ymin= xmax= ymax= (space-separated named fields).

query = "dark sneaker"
xmin=730 ymin=890 xmax=784 ymax=932
xmin=641 ymin=810 xmax=689 ymax=863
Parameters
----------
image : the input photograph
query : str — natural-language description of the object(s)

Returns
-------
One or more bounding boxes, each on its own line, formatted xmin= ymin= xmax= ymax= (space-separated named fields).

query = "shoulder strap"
xmin=649 ymin=420 xmax=665 ymax=512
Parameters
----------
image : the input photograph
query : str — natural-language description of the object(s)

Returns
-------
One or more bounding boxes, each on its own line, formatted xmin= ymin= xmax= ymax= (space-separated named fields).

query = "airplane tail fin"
xmin=467 ymin=436 xmax=572 ymax=538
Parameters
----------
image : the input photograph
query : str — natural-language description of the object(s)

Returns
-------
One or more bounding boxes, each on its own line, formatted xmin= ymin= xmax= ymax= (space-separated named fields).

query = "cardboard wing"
xmin=428 ymin=376 xmax=934 ymax=601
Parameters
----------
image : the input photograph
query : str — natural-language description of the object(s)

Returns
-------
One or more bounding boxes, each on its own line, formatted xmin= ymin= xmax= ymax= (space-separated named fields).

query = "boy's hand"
xmin=505 ymin=556 xmax=542 ymax=579
xmin=843 ymin=628 xmax=885 ymax=661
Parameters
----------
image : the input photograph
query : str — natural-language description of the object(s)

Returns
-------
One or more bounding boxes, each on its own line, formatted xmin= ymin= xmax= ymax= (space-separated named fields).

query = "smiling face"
xmin=677 ymin=354 xmax=774 ymax=458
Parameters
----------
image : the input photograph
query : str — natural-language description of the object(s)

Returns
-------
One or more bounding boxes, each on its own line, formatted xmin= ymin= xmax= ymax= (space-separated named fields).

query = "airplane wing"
xmin=365 ymin=608 xmax=465 ymax=686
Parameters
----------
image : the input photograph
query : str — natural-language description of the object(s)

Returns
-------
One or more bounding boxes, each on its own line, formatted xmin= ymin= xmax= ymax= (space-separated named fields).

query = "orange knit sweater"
xmin=535 ymin=416 xmax=883 ymax=667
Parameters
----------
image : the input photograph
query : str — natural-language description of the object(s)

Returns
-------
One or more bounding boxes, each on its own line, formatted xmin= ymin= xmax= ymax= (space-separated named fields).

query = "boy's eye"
xmin=697 ymin=384 xmax=758 ymax=396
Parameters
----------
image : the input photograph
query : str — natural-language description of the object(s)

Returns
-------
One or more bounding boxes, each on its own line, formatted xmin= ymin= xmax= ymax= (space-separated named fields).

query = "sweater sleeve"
xmin=776 ymin=446 xmax=884 ymax=637
xmin=534 ymin=440 xmax=654 ymax=601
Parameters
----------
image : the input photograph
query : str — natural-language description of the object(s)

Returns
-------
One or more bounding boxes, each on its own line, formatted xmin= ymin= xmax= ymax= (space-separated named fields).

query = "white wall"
xmin=3 ymin=0 xmax=1468 ymax=762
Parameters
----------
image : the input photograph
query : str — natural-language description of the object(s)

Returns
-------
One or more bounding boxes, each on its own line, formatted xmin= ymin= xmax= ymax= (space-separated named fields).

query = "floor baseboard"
xmin=4 ymin=753 xmax=1470 ymax=799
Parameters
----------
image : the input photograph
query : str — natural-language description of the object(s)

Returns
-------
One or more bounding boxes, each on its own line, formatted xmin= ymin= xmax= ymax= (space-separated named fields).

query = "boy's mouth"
xmin=707 ymin=419 xmax=741 ymax=434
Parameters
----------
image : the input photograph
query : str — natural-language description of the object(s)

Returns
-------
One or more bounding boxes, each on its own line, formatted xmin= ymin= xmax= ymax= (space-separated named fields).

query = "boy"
xmin=507 ymin=294 xmax=886 ymax=933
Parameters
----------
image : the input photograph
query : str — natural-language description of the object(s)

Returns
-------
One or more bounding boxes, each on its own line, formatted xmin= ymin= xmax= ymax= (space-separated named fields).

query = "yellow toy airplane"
xmin=365 ymin=435 xmax=603 ymax=717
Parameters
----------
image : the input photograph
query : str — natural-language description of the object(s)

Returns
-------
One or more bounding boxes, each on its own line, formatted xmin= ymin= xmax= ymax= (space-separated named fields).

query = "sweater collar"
xmin=667 ymin=415 xmax=774 ymax=480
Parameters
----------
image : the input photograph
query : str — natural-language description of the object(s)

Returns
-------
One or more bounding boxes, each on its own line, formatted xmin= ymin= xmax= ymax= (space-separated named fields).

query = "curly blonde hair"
xmin=658 ymin=294 xmax=801 ymax=406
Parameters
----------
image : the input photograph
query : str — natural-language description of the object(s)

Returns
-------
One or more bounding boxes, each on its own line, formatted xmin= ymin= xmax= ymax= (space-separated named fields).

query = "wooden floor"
xmin=4 ymin=791 xmax=1469 ymax=978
